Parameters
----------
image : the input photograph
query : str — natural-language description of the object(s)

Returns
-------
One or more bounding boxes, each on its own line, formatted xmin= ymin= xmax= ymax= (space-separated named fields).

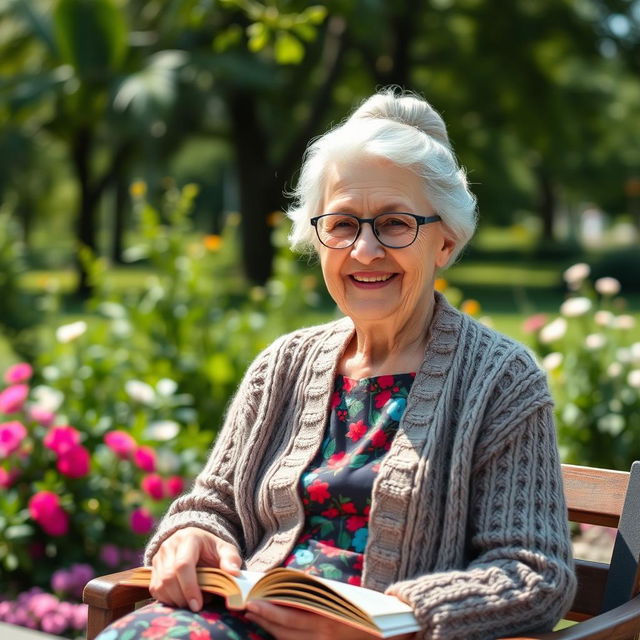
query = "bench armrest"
xmin=83 ymin=567 xmax=151 ymax=640
xmin=500 ymin=593 xmax=640 ymax=640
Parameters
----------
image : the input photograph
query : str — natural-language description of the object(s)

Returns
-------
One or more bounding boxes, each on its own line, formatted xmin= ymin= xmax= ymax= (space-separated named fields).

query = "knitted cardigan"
xmin=145 ymin=293 xmax=577 ymax=640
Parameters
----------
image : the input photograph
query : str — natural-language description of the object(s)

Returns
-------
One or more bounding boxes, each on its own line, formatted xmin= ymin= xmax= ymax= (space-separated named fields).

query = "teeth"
xmin=352 ymin=274 xmax=392 ymax=283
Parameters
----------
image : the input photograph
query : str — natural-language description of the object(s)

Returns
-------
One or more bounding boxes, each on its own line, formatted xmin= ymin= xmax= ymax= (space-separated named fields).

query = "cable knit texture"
xmin=144 ymin=293 xmax=576 ymax=639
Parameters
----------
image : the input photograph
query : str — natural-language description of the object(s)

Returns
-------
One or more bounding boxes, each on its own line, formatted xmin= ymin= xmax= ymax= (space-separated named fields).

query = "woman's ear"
xmin=435 ymin=234 xmax=456 ymax=269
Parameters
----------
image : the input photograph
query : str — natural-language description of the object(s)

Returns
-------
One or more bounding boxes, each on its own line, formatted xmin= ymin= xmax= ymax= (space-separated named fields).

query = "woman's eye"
xmin=330 ymin=217 xmax=357 ymax=230
xmin=379 ymin=215 xmax=410 ymax=228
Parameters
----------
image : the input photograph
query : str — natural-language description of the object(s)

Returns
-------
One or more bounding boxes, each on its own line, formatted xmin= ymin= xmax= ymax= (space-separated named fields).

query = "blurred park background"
xmin=1 ymin=0 xmax=640 ymax=636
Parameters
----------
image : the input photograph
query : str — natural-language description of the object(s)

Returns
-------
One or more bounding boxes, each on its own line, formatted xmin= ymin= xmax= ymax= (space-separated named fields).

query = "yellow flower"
xmin=461 ymin=299 xmax=481 ymax=316
xmin=434 ymin=278 xmax=448 ymax=292
xmin=203 ymin=234 xmax=222 ymax=251
xmin=267 ymin=211 xmax=283 ymax=227
xmin=129 ymin=181 xmax=147 ymax=198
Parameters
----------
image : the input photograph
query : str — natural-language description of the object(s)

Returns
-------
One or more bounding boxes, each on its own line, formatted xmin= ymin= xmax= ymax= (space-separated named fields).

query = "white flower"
xmin=560 ymin=297 xmax=592 ymax=318
xmin=539 ymin=317 xmax=568 ymax=344
xmin=563 ymin=263 xmax=590 ymax=287
xmin=156 ymin=378 xmax=178 ymax=396
xmin=594 ymin=310 xmax=614 ymax=327
xmin=598 ymin=414 xmax=625 ymax=436
xmin=617 ymin=348 xmax=631 ymax=363
xmin=124 ymin=380 xmax=156 ymax=405
xmin=628 ymin=369 xmax=640 ymax=389
xmin=30 ymin=385 xmax=64 ymax=412
xmin=542 ymin=352 xmax=563 ymax=371
xmin=99 ymin=302 xmax=126 ymax=319
xmin=595 ymin=277 xmax=621 ymax=296
xmin=144 ymin=420 xmax=180 ymax=441
xmin=607 ymin=362 xmax=623 ymax=378
xmin=615 ymin=315 xmax=636 ymax=330
xmin=631 ymin=343 xmax=640 ymax=364
xmin=585 ymin=333 xmax=606 ymax=350
xmin=55 ymin=320 xmax=87 ymax=343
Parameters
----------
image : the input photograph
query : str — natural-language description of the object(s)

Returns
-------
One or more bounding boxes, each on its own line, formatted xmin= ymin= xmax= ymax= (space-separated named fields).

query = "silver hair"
xmin=286 ymin=88 xmax=477 ymax=266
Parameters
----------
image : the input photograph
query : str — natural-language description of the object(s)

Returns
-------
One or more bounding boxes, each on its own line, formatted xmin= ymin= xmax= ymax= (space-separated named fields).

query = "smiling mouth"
xmin=350 ymin=273 xmax=395 ymax=283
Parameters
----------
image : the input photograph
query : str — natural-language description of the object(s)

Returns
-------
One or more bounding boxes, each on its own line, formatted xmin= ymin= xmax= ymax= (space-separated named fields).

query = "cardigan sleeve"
xmin=143 ymin=346 xmax=273 ymax=565
xmin=387 ymin=373 xmax=577 ymax=639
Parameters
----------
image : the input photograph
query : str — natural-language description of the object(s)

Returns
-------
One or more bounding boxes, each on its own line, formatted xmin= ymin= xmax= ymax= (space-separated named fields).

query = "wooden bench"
xmin=83 ymin=462 xmax=640 ymax=640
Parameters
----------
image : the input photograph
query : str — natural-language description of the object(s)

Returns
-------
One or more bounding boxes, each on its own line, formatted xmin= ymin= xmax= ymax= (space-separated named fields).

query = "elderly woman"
xmin=97 ymin=89 xmax=576 ymax=640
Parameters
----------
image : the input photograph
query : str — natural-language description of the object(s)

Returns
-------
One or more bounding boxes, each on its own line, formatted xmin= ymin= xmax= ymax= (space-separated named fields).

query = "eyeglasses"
xmin=310 ymin=212 xmax=442 ymax=249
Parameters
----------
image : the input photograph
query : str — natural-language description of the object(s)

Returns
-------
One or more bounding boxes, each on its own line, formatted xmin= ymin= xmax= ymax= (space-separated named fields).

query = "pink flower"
xmin=100 ymin=544 xmax=121 ymax=568
xmin=0 ymin=467 xmax=19 ymax=488
xmin=0 ymin=421 xmax=27 ymax=457
xmin=29 ymin=407 xmax=55 ymax=427
xmin=41 ymin=611 xmax=68 ymax=635
xmin=342 ymin=377 xmax=357 ymax=392
xmin=130 ymin=507 xmax=154 ymax=535
xmin=44 ymin=425 xmax=80 ymax=455
xmin=0 ymin=384 xmax=29 ymax=414
xmin=371 ymin=429 xmax=388 ymax=448
xmin=141 ymin=473 xmax=164 ymax=500
xmin=57 ymin=444 xmax=90 ymax=478
xmin=522 ymin=313 xmax=548 ymax=334
xmin=104 ymin=430 xmax=137 ymax=459
xmin=4 ymin=363 xmax=33 ymax=384
xmin=165 ymin=475 xmax=184 ymax=498
xmin=134 ymin=446 xmax=156 ymax=472
xmin=330 ymin=391 xmax=341 ymax=409
xmin=347 ymin=575 xmax=361 ymax=586
xmin=28 ymin=491 xmax=69 ymax=536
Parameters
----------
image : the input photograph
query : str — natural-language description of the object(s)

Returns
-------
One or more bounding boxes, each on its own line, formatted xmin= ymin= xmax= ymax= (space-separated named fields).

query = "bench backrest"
xmin=563 ymin=462 xmax=640 ymax=621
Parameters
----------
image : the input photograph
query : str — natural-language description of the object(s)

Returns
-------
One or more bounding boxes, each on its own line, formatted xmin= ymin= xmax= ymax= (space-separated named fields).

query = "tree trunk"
xmin=71 ymin=126 xmax=97 ymax=298
xmin=227 ymin=91 xmax=278 ymax=284
xmin=536 ymin=166 xmax=555 ymax=241
xmin=111 ymin=171 xmax=129 ymax=264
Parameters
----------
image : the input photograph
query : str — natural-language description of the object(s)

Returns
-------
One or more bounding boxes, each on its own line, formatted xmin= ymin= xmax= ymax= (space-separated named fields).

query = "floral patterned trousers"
xmin=95 ymin=600 xmax=272 ymax=640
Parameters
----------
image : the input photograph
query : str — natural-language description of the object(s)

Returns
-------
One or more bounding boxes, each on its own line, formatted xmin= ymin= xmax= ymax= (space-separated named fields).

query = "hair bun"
xmin=349 ymin=88 xmax=451 ymax=149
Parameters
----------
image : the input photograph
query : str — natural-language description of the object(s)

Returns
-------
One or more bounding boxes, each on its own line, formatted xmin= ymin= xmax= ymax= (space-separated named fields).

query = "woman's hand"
xmin=149 ymin=526 xmax=241 ymax=611
xmin=245 ymin=601 xmax=416 ymax=640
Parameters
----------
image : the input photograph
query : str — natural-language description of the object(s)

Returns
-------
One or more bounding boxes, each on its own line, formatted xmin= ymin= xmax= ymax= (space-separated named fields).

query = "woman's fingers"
xmin=149 ymin=528 xmax=242 ymax=610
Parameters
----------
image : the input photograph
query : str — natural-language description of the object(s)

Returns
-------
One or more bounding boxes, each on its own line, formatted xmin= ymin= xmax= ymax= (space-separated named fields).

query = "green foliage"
xmin=526 ymin=264 xmax=640 ymax=470
xmin=53 ymin=0 xmax=128 ymax=78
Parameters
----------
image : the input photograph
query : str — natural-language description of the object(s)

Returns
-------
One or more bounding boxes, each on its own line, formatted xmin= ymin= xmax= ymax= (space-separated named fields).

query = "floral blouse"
xmin=283 ymin=372 xmax=415 ymax=585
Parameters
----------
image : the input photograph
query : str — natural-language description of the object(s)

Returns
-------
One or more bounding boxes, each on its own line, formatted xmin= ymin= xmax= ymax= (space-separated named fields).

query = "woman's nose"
xmin=350 ymin=223 xmax=385 ymax=263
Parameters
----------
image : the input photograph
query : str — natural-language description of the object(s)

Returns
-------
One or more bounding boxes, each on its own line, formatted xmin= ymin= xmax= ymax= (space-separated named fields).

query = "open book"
xmin=122 ymin=566 xmax=420 ymax=638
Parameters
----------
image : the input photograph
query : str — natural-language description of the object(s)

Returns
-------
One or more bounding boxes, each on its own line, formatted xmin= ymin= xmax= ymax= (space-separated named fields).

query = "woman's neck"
xmin=339 ymin=300 xmax=436 ymax=379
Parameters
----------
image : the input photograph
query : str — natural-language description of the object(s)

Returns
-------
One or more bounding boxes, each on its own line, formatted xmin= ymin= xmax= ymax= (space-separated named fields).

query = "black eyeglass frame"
xmin=310 ymin=212 xmax=443 ymax=249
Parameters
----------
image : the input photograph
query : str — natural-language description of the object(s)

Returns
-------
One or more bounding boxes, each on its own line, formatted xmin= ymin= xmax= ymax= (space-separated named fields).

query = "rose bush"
xmin=525 ymin=263 xmax=640 ymax=470
xmin=0 ymin=184 xmax=330 ymax=637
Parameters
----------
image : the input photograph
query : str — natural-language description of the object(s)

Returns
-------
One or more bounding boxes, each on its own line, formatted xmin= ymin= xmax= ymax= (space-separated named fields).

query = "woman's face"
xmin=317 ymin=156 xmax=455 ymax=330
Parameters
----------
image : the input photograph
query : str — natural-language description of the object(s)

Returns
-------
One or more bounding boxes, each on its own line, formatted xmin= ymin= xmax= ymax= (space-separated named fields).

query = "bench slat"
xmin=562 ymin=465 xmax=629 ymax=528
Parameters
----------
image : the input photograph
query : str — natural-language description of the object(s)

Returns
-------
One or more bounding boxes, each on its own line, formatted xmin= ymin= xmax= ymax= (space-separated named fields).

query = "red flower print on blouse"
xmin=347 ymin=420 xmax=367 ymax=442
xmin=353 ymin=556 xmax=364 ymax=570
xmin=374 ymin=389 xmax=392 ymax=408
xmin=348 ymin=575 xmax=362 ymax=586
xmin=327 ymin=451 xmax=348 ymax=469
xmin=342 ymin=377 xmax=357 ymax=392
xmin=371 ymin=429 xmax=388 ymax=448
xmin=330 ymin=391 xmax=341 ymax=409
xmin=346 ymin=515 xmax=367 ymax=532
xmin=377 ymin=375 xmax=394 ymax=389
xmin=341 ymin=501 xmax=357 ymax=514
xmin=308 ymin=479 xmax=330 ymax=503
xmin=321 ymin=507 xmax=339 ymax=518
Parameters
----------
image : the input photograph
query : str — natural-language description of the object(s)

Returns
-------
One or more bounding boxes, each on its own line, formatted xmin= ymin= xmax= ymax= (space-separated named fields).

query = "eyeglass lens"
xmin=316 ymin=213 xmax=419 ymax=248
